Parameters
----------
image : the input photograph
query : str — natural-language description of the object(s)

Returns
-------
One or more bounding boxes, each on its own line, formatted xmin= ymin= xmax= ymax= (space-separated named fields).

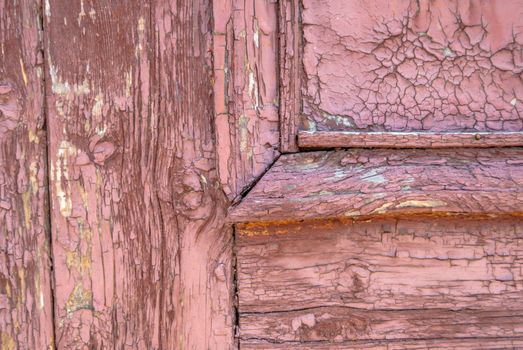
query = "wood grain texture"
xmin=0 ymin=1 xmax=54 ymax=349
xmin=229 ymin=148 xmax=523 ymax=223
xmin=237 ymin=217 xmax=523 ymax=345
xmin=299 ymin=131 xmax=523 ymax=149
xmin=44 ymin=1 xmax=234 ymax=348
xmin=241 ymin=308 xmax=523 ymax=343
xmin=213 ymin=0 xmax=280 ymax=200
xmin=242 ymin=337 xmax=523 ymax=349
xmin=279 ymin=0 xmax=301 ymax=152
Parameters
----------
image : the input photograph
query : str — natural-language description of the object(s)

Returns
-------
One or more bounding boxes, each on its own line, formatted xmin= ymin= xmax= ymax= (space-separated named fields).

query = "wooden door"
xmin=230 ymin=0 xmax=523 ymax=348
xmin=2 ymin=0 xmax=523 ymax=349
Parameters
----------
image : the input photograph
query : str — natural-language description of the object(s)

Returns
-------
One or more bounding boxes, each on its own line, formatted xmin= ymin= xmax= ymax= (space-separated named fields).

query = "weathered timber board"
xmin=229 ymin=148 xmax=523 ymax=223
xmin=242 ymin=337 xmax=523 ymax=349
xmin=299 ymin=0 xmax=523 ymax=134
xmin=279 ymin=0 xmax=302 ymax=152
xmin=0 ymin=1 xmax=54 ymax=348
xmin=214 ymin=0 xmax=280 ymax=200
xmin=236 ymin=217 xmax=523 ymax=344
xmin=299 ymin=131 xmax=523 ymax=149
xmin=44 ymin=1 xmax=234 ymax=348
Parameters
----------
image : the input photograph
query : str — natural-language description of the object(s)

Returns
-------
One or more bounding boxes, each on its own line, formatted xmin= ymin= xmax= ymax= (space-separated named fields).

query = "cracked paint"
xmin=301 ymin=0 xmax=523 ymax=133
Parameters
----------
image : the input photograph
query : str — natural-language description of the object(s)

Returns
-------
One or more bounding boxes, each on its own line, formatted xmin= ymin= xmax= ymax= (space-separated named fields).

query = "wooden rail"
xmin=229 ymin=148 xmax=523 ymax=223
xmin=298 ymin=131 xmax=523 ymax=149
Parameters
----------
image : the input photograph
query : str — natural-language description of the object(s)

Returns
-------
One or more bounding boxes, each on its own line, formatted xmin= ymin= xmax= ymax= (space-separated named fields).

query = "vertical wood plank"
xmin=279 ymin=0 xmax=301 ymax=152
xmin=0 ymin=1 xmax=55 ymax=349
xmin=44 ymin=0 xmax=234 ymax=348
xmin=213 ymin=0 xmax=280 ymax=200
xmin=154 ymin=1 xmax=235 ymax=348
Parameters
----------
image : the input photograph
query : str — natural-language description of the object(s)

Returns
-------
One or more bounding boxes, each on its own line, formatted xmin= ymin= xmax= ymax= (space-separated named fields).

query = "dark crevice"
xmin=231 ymin=153 xmax=282 ymax=206
xmin=241 ymin=305 xmax=523 ymax=316
xmin=232 ymin=226 xmax=241 ymax=349
xmin=38 ymin=0 xmax=58 ymax=348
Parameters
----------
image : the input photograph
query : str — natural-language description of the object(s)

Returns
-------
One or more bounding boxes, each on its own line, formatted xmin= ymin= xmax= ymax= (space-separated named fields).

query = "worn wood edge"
xmin=0 ymin=0 xmax=55 ymax=348
xmin=279 ymin=0 xmax=301 ymax=153
xmin=241 ymin=337 xmax=523 ymax=349
xmin=228 ymin=191 xmax=523 ymax=223
xmin=214 ymin=0 xmax=281 ymax=200
xmin=298 ymin=130 xmax=523 ymax=149
xmin=240 ymin=307 xmax=523 ymax=344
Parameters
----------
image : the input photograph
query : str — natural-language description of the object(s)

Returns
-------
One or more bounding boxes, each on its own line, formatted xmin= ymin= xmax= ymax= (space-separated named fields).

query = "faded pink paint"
xmin=229 ymin=148 xmax=523 ymax=223
xmin=213 ymin=0 xmax=280 ymax=200
xmin=301 ymin=0 xmax=523 ymax=133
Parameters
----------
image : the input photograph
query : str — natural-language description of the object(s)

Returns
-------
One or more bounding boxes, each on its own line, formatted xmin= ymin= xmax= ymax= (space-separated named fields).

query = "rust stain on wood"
xmin=230 ymin=148 xmax=523 ymax=223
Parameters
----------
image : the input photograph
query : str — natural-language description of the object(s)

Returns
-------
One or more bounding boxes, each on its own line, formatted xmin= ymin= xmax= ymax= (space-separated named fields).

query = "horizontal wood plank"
xmin=237 ymin=217 xmax=523 ymax=345
xmin=299 ymin=131 xmax=523 ymax=149
xmin=229 ymin=148 xmax=523 ymax=223
xmin=237 ymin=217 xmax=523 ymax=312
xmin=242 ymin=337 xmax=523 ymax=349
xmin=241 ymin=307 xmax=523 ymax=343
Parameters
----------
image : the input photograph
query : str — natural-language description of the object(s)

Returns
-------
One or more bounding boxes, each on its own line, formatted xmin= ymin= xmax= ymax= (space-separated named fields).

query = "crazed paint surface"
xmin=45 ymin=1 xmax=235 ymax=349
xmin=237 ymin=217 xmax=523 ymax=347
xmin=213 ymin=0 xmax=280 ymax=200
xmin=229 ymin=148 xmax=523 ymax=223
xmin=0 ymin=1 xmax=55 ymax=349
xmin=301 ymin=0 xmax=523 ymax=132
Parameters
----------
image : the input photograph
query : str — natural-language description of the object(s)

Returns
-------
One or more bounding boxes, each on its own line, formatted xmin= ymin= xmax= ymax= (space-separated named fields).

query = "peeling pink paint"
xmin=301 ymin=0 xmax=523 ymax=132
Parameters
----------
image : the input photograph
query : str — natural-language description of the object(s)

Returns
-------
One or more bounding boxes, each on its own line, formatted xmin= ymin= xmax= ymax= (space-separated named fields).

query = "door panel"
xmin=230 ymin=147 xmax=523 ymax=347
xmin=236 ymin=218 xmax=523 ymax=346
xmin=300 ymin=0 xmax=523 ymax=133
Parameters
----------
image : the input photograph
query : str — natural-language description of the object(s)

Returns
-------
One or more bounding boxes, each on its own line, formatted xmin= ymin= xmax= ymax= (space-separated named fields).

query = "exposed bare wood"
xmin=213 ymin=0 xmax=280 ymax=200
xmin=44 ymin=1 xmax=234 ymax=348
xmin=0 ymin=1 xmax=54 ymax=348
xmin=299 ymin=131 xmax=523 ymax=149
xmin=237 ymin=217 xmax=523 ymax=346
xmin=229 ymin=148 xmax=523 ymax=223
xmin=279 ymin=0 xmax=301 ymax=152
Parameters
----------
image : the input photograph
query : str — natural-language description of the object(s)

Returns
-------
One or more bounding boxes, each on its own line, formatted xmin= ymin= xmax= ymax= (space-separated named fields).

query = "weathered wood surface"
xmin=242 ymin=337 xmax=523 ymax=349
xmin=279 ymin=0 xmax=301 ymax=153
xmin=237 ymin=217 xmax=523 ymax=346
xmin=229 ymin=148 xmax=523 ymax=223
xmin=0 ymin=1 xmax=54 ymax=349
xmin=44 ymin=0 xmax=234 ymax=348
xmin=299 ymin=131 xmax=523 ymax=149
xmin=300 ymin=0 xmax=523 ymax=134
xmin=242 ymin=308 xmax=523 ymax=343
xmin=213 ymin=0 xmax=280 ymax=200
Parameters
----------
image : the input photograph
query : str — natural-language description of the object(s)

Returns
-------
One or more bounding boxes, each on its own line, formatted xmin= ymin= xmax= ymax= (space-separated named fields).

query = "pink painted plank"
xmin=242 ymin=337 xmax=523 ymax=349
xmin=45 ymin=1 xmax=234 ymax=348
xmin=237 ymin=217 xmax=523 ymax=345
xmin=213 ymin=0 xmax=280 ymax=200
xmin=0 ymin=1 xmax=54 ymax=348
xmin=299 ymin=131 xmax=523 ymax=149
xmin=229 ymin=148 xmax=523 ymax=223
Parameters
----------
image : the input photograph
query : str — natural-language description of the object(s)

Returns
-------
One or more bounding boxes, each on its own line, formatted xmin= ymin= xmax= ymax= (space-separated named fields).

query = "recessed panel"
xmin=301 ymin=0 xmax=523 ymax=132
